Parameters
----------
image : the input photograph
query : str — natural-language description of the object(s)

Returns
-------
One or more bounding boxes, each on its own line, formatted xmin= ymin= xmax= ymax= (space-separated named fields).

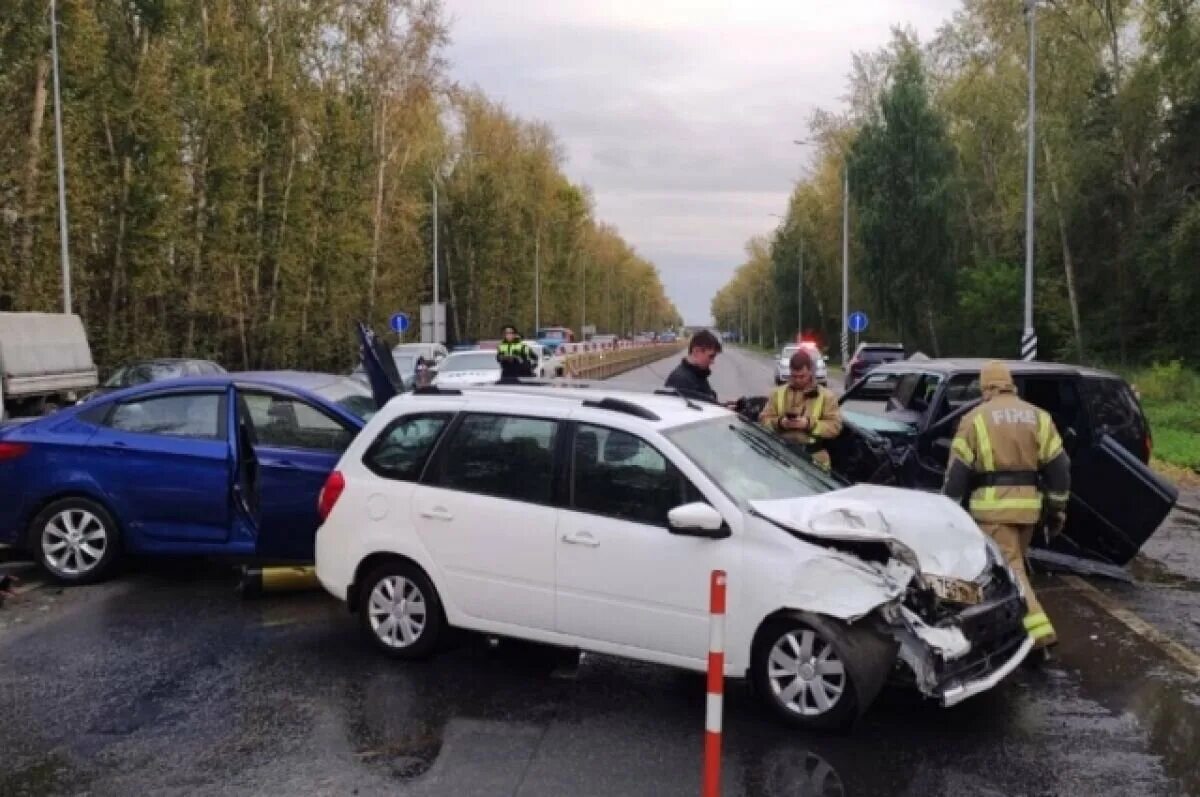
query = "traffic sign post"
xmin=848 ymin=311 xmax=868 ymax=352
xmin=390 ymin=312 xmax=410 ymax=342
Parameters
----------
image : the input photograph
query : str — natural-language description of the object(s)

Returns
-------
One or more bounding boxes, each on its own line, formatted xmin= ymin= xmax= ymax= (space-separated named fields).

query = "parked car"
xmin=828 ymin=359 xmax=1177 ymax=567
xmin=0 ymin=312 xmax=98 ymax=419
xmin=394 ymin=342 xmax=449 ymax=364
xmin=83 ymin=358 xmax=226 ymax=402
xmin=847 ymin=343 xmax=906 ymax=386
xmin=314 ymin=385 xmax=1031 ymax=730
xmin=0 ymin=371 xmax=383 ymax=584
xmin=775 ymin=342 xmax=828 ymax=386
xmin=430 ymin=351 xmax=502 ymax=387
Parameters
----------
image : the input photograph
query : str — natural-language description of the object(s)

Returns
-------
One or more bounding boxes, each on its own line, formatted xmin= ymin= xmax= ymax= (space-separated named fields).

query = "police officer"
xmin=758 ymin=349 xmax=843 ymax=466
xmin=496 ymin=325 xmax=535 ymax=383
xmin=942 ymin=361 xmax=1070 ymax=653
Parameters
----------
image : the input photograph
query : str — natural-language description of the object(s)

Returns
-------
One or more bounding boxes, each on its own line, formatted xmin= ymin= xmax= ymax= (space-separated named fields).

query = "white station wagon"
xmin=314 ymin=385 xmax=1032 ymax=730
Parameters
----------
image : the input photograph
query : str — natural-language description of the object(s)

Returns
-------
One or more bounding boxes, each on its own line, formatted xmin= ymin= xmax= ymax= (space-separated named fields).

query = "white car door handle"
xmin=562 ymin=531 xmax=600 ymax=548
xmin=420 ymin=507 xmax=453 ymax=521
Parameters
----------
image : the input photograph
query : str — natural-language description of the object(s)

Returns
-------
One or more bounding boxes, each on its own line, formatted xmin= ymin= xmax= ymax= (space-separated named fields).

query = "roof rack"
xmin=653 ymin=389 xmax=704 ymax=411
xmin=581 ymin=397 xmax=660 ymax=421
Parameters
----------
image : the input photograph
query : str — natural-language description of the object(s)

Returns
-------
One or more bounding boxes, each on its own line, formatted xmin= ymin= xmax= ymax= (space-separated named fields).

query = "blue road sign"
xmin=848 ymin=311 xmax=868 ymax=334
xmin=390 ymin=312 xmax=410 ymax=334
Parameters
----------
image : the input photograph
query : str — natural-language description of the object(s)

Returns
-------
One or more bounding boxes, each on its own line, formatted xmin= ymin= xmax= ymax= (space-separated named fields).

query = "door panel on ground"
xmin=240 ymin=391 xmax=355 ymax=561
xmin=556 ymin=423 xmax=724 ymax=659
xmin=414 ymin=413 xmax=560 ymax=629
xmin=93 ymin=391 xmax=232 ymax=545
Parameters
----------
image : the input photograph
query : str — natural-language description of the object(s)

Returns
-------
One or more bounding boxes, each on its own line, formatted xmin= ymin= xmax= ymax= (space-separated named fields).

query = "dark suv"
xmin=847 ymin=343 xmax=906 ymax=386
xmin=831 ymin=359 xmax=1177 ymax=568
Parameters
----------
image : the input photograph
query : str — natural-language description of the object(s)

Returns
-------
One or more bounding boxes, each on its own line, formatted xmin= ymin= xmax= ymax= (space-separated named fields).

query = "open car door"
xmin=1050 ymin=433 xmax=1177 ymax=565
xmin=355 ymin=321 xmax=405 ymax=406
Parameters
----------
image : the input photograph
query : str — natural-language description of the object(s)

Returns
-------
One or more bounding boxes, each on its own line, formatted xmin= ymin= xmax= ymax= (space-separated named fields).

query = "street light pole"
xmin=1022 ymin=0 xmax=1038 ymax=361
xmin=50 ymin=0 xmax=71 ymax=315
xmin=430 ymin=177 xmax=440 ymax=342
xmin=798 ymin=234 xmax=803 ymax=336
xmin=841 ymin=167 xmax=849 ymax=367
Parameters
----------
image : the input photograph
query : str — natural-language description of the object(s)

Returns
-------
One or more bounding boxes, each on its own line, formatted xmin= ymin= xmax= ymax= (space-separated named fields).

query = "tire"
xmin=29 ymin=497 xmax=122 ymax=585
xmin=357 ymin=560 xmax=445 ymax=660
xmin=751 ymin=613 xmax=894 ymax=732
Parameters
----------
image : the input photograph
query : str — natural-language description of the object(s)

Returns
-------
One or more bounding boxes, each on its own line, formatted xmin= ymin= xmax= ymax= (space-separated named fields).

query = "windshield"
xmin=440 ymin=353 xmax=498 ymax=372
xmin=106 ymin=362 xmax=185 ymax=387
xmin=665 ymin=416 xmax=839 ymax=505
xmin=309 ymin=377 xmax=377 ymax=422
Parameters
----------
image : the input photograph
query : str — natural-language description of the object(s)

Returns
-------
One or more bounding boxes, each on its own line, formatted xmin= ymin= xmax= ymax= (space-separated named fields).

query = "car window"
xmin=1019 ymin=376 xmax=1083 ymax=435
xmin=572 ymin=424 xmax=697 ymax=526
xmin=943 ymin=373 xmax=981 ymax=412
xmin=242 ymin=392 xmax=355 ymax=451
xmin=432 ymin=413 xmax=559 ymax=504
xmin=1082 ymin=378 xmax=1143 ymax=434
xmin=440 ymin=353 xmax=498 ymax=372
xmin=364 ymin=414 xmax=451 ymax=481
xmin=108 ymin=393 xmax=223 ymax=440
xmin=893 ymin=373 xmax=942 ymax=412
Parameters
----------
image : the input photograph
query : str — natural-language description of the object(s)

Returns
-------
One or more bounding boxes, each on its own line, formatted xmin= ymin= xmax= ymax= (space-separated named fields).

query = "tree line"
xmin=714 ymin=0 xmax=1200 ymax=368
xmin=0 ymin=0 xmax=681 ymax=373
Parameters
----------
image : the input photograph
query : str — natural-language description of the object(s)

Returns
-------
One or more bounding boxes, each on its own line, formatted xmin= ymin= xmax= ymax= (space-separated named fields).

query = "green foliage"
xmin=0 ymin=1 xmax=678 ymax=374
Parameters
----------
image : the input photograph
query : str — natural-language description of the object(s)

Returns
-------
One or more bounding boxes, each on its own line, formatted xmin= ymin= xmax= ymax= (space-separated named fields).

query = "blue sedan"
xmin=0 ymin=371 xmax=380 ymax=584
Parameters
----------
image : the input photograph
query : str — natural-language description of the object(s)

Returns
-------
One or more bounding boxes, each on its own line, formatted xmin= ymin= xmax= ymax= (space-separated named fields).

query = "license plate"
xmin=927 ymin=575 xmax=983 ymax=605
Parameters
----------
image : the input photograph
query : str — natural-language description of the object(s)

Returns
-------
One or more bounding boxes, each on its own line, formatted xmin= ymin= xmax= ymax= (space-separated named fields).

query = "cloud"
xmin=445 ymin=0 xmax=961 ymax=324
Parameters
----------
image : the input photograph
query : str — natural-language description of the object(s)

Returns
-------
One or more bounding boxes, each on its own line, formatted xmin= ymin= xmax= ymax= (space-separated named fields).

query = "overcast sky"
xmin=444 ymin=0 xmax=962 ymax=325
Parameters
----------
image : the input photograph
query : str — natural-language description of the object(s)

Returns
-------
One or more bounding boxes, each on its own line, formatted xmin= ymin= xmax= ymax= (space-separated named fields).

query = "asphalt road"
xmin=1 ymin=346 xmax=1198 ymax=797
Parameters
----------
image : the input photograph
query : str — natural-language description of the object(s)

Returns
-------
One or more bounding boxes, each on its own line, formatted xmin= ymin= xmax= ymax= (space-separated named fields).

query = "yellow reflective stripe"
xmin=774 ymin=387 xmax=787 ymax=417
xmin=1027 ymin=622 xmax=1056 ymax=641
xmin=1023 ymin=612 xmax=1050 ymax=631
xmin=952 ymin=437 xmax=975 ymax=465
xmin=1037 ymin=411 xmax=1063 ymax=462
xmin=810 ymin=392 xmax=825 ymax=436
xmin=973 ymin=415 xmax=994 ymax=471
xmin=969 ymin=496 xmax=1043 ymax=511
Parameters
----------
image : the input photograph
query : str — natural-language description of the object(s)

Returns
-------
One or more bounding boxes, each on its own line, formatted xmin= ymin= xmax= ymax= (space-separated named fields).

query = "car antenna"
xmin=653 ymin=388 xmax=703 ymax=411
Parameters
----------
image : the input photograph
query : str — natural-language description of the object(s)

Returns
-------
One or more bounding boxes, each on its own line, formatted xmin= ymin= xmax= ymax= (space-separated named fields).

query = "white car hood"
xmin=751 ymin=484 xmax=988 ymax=580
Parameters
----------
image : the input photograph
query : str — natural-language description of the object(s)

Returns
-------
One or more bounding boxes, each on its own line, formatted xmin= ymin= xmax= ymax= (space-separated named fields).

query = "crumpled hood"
xmin=751 ymin=484 xmax=989 ymax=580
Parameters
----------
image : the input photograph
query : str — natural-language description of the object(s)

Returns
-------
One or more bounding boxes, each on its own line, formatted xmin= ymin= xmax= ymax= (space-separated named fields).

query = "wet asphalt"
xmin=1 ymin=347 xmax=1198 ymax=797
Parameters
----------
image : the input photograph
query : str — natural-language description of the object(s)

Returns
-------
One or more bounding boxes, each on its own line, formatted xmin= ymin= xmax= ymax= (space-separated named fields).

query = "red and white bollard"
xmin=703 ymin=570 xmax=726 ymax=797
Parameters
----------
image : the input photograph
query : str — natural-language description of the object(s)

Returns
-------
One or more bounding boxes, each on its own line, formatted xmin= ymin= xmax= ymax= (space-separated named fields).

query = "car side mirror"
xmin=668 ymin=502 xmax=730 ymax=539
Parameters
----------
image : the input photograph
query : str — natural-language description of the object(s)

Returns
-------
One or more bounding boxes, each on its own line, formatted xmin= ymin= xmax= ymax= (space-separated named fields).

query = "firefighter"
xmin=496 ymin=325 xmax=535 ymax=383
xmin=942 ymin=360 xmax=1070 ymax=654
xmin=758 ymin=349 xmax=842 ymax=467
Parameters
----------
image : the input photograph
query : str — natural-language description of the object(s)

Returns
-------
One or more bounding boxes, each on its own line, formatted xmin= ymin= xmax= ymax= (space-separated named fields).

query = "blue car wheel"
xmin=30 ymin=497 xmax=121 ymax=585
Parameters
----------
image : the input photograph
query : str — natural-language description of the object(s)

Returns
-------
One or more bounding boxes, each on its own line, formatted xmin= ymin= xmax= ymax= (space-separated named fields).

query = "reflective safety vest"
xmin=498 ymin=341 xmax=530 ymax=359
xmin=772 ymin=385 xmax=832 ymax=444
xmin=951 ymin=393 xmax=1066 ymax=524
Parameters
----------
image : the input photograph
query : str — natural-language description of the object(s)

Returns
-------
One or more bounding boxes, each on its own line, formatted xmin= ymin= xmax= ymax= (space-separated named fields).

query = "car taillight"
xmin=317 ymin=470 xmax=345 ymax=521
xmin=0 ymin=442 xmax=31 ymax=461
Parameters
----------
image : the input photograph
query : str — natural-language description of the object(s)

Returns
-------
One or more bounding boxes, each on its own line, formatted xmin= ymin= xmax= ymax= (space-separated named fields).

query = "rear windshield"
xmin=860 ymin=348 xmax=905 ymax=363
xmin=309 ymin=378 xmax=377 ymax=422
xmin=1082 ymin=377 xmax=1146 ymax=440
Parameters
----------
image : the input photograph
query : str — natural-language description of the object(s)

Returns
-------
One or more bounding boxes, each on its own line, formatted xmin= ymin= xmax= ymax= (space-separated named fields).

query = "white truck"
xmin=0 ymin=312 xmax=98 ymax=420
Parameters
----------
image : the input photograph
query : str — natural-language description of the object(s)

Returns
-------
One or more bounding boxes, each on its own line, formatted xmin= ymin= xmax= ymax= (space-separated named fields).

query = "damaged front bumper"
xmin=882 ymin=583 xmax=1032 ymax=708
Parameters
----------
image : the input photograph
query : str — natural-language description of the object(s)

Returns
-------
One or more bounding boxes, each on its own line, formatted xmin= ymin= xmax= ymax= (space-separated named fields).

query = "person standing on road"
xmin=758 ymin=349 xmax=843 ymax=468
xmin=664 ymin=329 xmax=722 ymax=403
xmin=497 ymin=325 xmax=536 ymax=383
xmin=942 ymin=361 xmax=1070 ymax=657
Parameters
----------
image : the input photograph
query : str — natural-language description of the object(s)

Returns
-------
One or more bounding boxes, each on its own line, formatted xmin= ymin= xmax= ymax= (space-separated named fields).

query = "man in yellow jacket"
xmin=942 ymin=361 xmax=1071 ymax=653
xmin=759 ymin=349 xmax=843 ymax=467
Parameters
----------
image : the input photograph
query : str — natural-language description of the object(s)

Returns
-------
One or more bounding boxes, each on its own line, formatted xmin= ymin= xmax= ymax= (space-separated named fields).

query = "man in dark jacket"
xmin=664 ymin=329 xmax=722 ymax=403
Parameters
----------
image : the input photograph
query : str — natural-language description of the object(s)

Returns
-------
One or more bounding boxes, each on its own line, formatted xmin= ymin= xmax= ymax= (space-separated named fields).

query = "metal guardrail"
xmin=562 ymin=343 xmax=684 ymax=379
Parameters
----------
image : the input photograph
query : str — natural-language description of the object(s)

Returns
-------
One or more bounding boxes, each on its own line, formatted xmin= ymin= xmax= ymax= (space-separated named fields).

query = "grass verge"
xmin=1125 ymin=362 xmax=1200 ymax=474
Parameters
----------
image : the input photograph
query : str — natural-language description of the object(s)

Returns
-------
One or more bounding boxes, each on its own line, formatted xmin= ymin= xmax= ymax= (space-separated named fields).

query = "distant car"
xmin=775 ymin=343 xmax=828 ymax=386
xmin=831 ymin=358 xmax=1177 ymax=568
xmin=0 ymin=371 xmax=384 ymax=584
xmin=315 ymin=384 xmax=1032 ymax=731
xmin=431 ymin=351 xmax=503 ymax=387
xmin=847 ymin=343 xmax=906 ymax=386
xmin=393 ymin=343 xmax=449 ymax=364
xmin=351 ymin=351 xmax=424 ymax=389
xmin=82 ymin=358 xmax=226 ymax=402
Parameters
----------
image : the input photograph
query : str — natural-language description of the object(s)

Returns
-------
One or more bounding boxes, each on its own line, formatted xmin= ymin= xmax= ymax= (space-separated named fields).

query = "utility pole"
xmin=798 ymin=234 xmax=804 ymax=337
xmin=50 ymin=0 xmax=71 ymax=314
xmin=841 ymin=168 xmax=849 ymax=367
xmin=533 ymin=229 xmax=540 ymax=336
xmin=1022 ymin=0 xmax=1038 ymax=361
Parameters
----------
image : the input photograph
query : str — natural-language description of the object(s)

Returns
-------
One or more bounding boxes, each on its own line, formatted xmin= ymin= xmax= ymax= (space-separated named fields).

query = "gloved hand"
xmin=1046 ymin=510 xmax=1067 ymax=539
